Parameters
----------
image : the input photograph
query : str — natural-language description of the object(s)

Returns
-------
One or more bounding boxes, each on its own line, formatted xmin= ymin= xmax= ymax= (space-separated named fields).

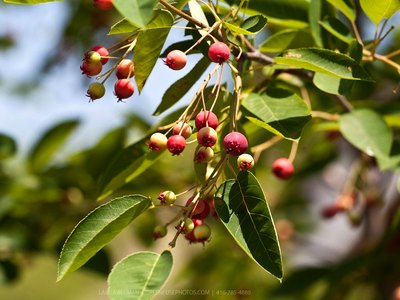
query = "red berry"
xmin=148 ymin=132 xmax=167 ymax=151
xmin=237 ymin=153 xmax=254 ymax=171
xmin=114 ymin=79 xmax=134 ymax=101
xmin=185 ymin=218 xmax=204 ymax=243
xmin=194 ymin=146 xmax=214 ymax=163
xmin=272 ymin=158 xmax=294 ymax=180
xmin=321 ymin=205 xmax=340 ymax=219
xmin=186 ymin=197 xmax=210 ymax=219
xmin=208 ymin=42 xmax=230 ymax=64
xmin=166 ymin=135 xmax=186 ymax=155
xmin=91 ymin=45 xmax=109 ymax=65
xmin=173 ymin=121 xmax=192 ymax=139
xmin=86 ymin=82 xmax=105 ymax=101
xmin=223 ymin=132 xmax=248 ymax=156
xmin=80 ymin=60 xmax=102 ymax=77
xmin=116 ymin=59 xmax=134 ymax=79
xmin=93 ymin=0 xmax=113 ymax=10
xmin=195 ymin=110 xmax=218 ymax=130
xmin=197 ymin=127 xmax=217 ymax=147
xmin=164 ymin=50 xmax=187 ymax=70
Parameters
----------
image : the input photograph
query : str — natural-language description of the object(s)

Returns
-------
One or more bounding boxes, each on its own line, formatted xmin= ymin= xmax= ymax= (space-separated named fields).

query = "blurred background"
xmin=0 ymin=1 xmax=400 ymax=300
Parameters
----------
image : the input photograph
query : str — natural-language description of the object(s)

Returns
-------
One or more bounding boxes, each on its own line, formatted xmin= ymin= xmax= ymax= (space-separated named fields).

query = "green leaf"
xmin=259 ymin=29 xmax=298 ymax=53
xmin=320 ymin=17 xmax=352 ymax=44
xmin=27 ymin=119 xmax=79 ymax=173
xmin=339 ymin=109 xmax=393 ymax=166
xmin=215 ymin=171 xmax=283 ymax=280
xmin=134 ymin=10 xmax=174 ymax=92
xmin=313 ymin=73 xmax=353 ymax=95
xmin=242 ymin=89 xmax=311 ymax=139
xmin=0 ymin=134 xmax=17 ymax=160
xmin=275 ymin=48 xmax=372 ymax=81
xmin=308 ymin=0 xmax=323 ymax=47
xmin=98 ymin=136 xmax=167 ymax=200
xmin=109 ymin=19 xmax=140 ymax=35
xmin=4 ymin=0 xmax=60 ymax=3
xmin=224 ymin=15 xmax=268 ymax=35
xmin=113 ymin=0 xmax=158 ymax=29
xmin=108 ymin=251 xmax=173 ymax=300
xmin=326 ymin=0 xmax=355 ymax=21
xmin=188 ymin=0 xmax=209 ymax=37
xmin=360 ymin=0 xmax=400 ymax=25
xmin=154 ymin=56 xmax=211 ymax=115
xmin=57 ymin=195 xmax=152 ymax=281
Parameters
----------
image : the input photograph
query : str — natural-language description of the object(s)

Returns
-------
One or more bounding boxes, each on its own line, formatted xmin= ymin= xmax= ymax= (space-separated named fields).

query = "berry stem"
xmin=288 ymin=141 xmax=299 ymax=163
xmin=159 ymin=0 xmax=209 ymax=29
xmin=228 ymin=62 xmax=242 ymax=131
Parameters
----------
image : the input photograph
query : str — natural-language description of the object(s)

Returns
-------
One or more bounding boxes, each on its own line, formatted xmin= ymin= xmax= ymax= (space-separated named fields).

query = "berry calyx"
xmin=166 ymin=135 xmax=186 ymax=155
xmin=272 ymin=158 xmax=294 ymax=180
xmin=91 ymin=45 xmax=109 ymax=65
xmin=193 ymin=223 xmax=211 ymax=242
xmin=195 ymin=110 xmax=218 ymax=130
xmin=208 ymin=42 xmax=230 ymax=64
xmin=158 ymin=191 xmax=176 ymax=205
xmin=86 ymin=82 xmax=105 ymax=101
xmin=148 ymin=132 xmax=168 ymax=151
xmin=197 ymin=127 xmax=217 ymax=147
xmin=114 ymin=79 xmax=134 ymax=101
xmin=80 ymin=60 xmax=102 ymax=77
xmin=164 ymin=50 xmax=187 ymax=70
xmin=173 ymin=121 xmax=192 ymax=139
xmin=153 ymin=225 xmax=167 ymax=239
xmin=237 ymin=153 xmax=254 ymax=171
xmin=194 ymin=146 xmax=214 ymax=163
xmin=116 ymin=59 xmax=134 ymax=79
xmin=223 ymin=132 xmax=248 ymax=156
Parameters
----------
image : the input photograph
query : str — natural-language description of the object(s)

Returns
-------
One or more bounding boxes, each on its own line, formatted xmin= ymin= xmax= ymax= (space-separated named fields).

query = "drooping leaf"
xmin=360 ymin=0 xmax=400 ymax=25
xmin=27 ymin=119 xmax=79 ymax=173
xmin=224 ymin=15 xmax=268 ymax=35
xmin=154 ymin=56 xmax=211 ymax=115
xmin=134 ymin=10 xmax=174 ymax=92
xmin=241 ymin=89 xmax=311 ymax=139
xmin=113 ymin=0 xmax=159 ymax=29
xmin=326 ymin=0 xmax=355 ymax=21
xmin=0 ymin=134 xmax=17 ymax=160
xmin=259 ymin=29 xmax=298 ymax=53
xmin=109 ymin=19 xmax=140 ymax=35
xmin=215 ymin=171 xmax=283 ymax=280
xmin=4 ymin=0 xmax=60 ymax=3
xmin=275 ymin=48 xmax=372 ymax=81
xmin=108 ymin=251 xmax=173 ymax=300
xmin=57 ymin=195 xmax=152 ymax=281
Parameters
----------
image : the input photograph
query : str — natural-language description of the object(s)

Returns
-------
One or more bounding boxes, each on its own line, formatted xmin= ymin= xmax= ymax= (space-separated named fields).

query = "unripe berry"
xmin=184 ymin=218 xmax=204 ymax=243
xmin=153 ymin=225 xmax=167 ymax=239
xmin=114 ymin=79 xmax=134 ymax=101
xmin=148 ymin=132 xmax=167 ymax=151
xmin=158 ymin=190 xmax=176 ymax=205
xmin=194 ymin=146 xmax=214 ymax=163
xmin=116 ymin=59 xmax=134 ymax=79
xmin=91 ymin=45 xmax=109 ymax=65
xmin=85 ymin=51 xmax=102 ymax=64
xmin=173 ymin=121 xmax=192 ymax=139
xmin=208 ymin=42 xmax=230 ymax=64
xmin=186 ymin=197 xmax=210 ymax=220
xmin=80 ymin=60 xmax=102 ymax=77
xmin=197 ymin=127 xmax=217 ymax=147
xmin=193 ymin=223 xmax=211 ymax=242
xmin=86 ymin=82 xmax=105 ymax=101
xmin=223 ymin=132 xmax=248 ymax=156
xmin=164 ymin=50 xmax=187 ymax=70
xmin=272 ymin=158 xmax=294 ymax=180
xmin=93 ymin=0 xmax=113 ymax=10
xmin=195 ymin=110 xmax=218 ymax=130
xmin=166 ymin=135 xmax=186 ymax=155
xmin=237 ymin=153 xmax=254 ymax=171
xmin=183 ymin=218 xmax=195 ymax=233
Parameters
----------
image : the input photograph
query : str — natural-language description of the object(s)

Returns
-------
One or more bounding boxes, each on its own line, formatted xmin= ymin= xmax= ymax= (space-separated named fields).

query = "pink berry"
xmin=195 ymin=110 xmax=218 ymax=130
xmin=272 ymin=158 xmax=294 ymax=180
xmin=86 ymin=82 xmax=105 ymax=101
xmin=93 ymin=0 xmax=113 ymax=10
xmin=80 ymin=60 xmax=102 ymax=77
xmin=91 ymin=45 xmax=109 ymax=65
xmin=164 ymin=50 xmax=187 ymax=70
xmin=237 ymin=153 xmax=254 ymax=171
xmin=185 ymin=218 xmax=204 ymax=243
xmin=223 ymin=132 xmax=248 ymax=156
xmin=114 ymin=79 xmax=134 ymax=101
xmin=148 ymin=132 xmax=167 ymax=151
xmin=116 ymin=59 xmax=134 ymax=79
xmin=173 ymin=121 xmax=192 ymax=139
xmin=194 ymin=146 xmax=214 ymax=163
xmin=197 ymin=127 xmax=217 ymax=147
xmin=186 ymin=197 xmax=210 ymax=220
xmin=166 ymin=135 xmax=186 ymax=155
xmin=208 ymin=42 xmax=230 ymax=64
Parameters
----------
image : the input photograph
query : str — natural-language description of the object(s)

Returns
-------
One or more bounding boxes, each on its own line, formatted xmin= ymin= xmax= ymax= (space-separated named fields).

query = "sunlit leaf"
xmin=224 ymin=15 xmax=267 ymax=35
xmin=108 ymin=19 xmax=140 ymax=35
xmin=259 ymin=29 xmax=298 ymax=53
xmin=113 ymin=0 xmax=158 ymax=29
xmin=360 ymin=0 xmax=400 ymax=25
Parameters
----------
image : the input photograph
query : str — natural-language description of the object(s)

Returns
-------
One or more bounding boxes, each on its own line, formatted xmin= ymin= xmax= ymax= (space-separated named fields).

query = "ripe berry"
xmin=86 ymin=82 xmax=105 ymax=101
xmin=197 ymin=127 xmax=217 ymax=147
xmin=208 ymin=42 xmax=230 ymax=64
xmin=166 ymin=135 xmax=186 ymax=155
xmin=195 ymin=110 xmax=218 ymax=130
xmin=194 ymin=146 xmax=214 ymax=163
xmin=158 ymin=191 xmax=176 ymax=205
xmin=173 ymin=121 xmax=192 ymax=139
xmin=148 ymin=132 xmax=168 ymax=151
xmin=116 ymin=59 xmax=134 ymax=79
xmin=91 ymin=45 xmax=109 ymax=65
xmin=186 ymin=197 xmax=210 ymax=219
xmin=223 ymin=132 xmax=248 ymax=156
xmin=164 ymin=50 xmax=187 ymax=70
xmin=80 ymin=60 xmax=102 ymax=77
xmin=153 ymin=225 xmax=167 ymax=239
xmin=114 ymin=79 xmax=134 ymax=101
xmin=237 ymin=153 xmax=254 ymax=171
xmin=272 ymin=158 xmax=294 ymax=180
xmin=193 ymin=223 xmax=211 ymax=242
xmin=93 ymin=0 xmax=113 ymax=10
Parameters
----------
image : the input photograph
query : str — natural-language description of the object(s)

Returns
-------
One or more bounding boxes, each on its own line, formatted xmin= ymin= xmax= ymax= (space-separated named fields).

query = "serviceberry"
xmin=80 ymin=60 xmax=102 ymax=77
xmin=164 ymin=50 xmax=187 ymax=70
xmin=208 ymin=42 xmax=230 ymax=64
xmin=237 ymin=153 xmax=254 ymax=171
xmin=197 ymin=127 xmax=217 ymax=147
xmin=114 ymin=79 xmax=134 ymax=101
xmin=91 ymin=45 xmax=109 ymax=65
xmin=193 ymin=223 xmax=211 ymax=242
xmin=272 ymin=158 xmax=294 ymax=180
xmin=93 ymin=0 xmax=113 ymax=10
xmin=166 ymin=135 xmax=186 ymax=155
xmin=148 ymin=132 xmax=168 ymax=151
xmin=153 ymin=225 xmax=167 ymax=239
xmin=194 ymin=146 xmax=214 ymax=163
xmin=158 ymin=191 xmax=176 ymax=205
xmin=116 ymin=59 xmax=134 ymax=79
xmin=173 ymin=121 xmax=192 ymax=139
xmin=223 ymin=132 xmax=248 ymax=156
xmin=86 ymin=82 xmax=105 ymax=101
xmin=186 ymin=197 xmax=210 ymax=219
xmin=195 ymin=110 xmax=218 ymax=130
